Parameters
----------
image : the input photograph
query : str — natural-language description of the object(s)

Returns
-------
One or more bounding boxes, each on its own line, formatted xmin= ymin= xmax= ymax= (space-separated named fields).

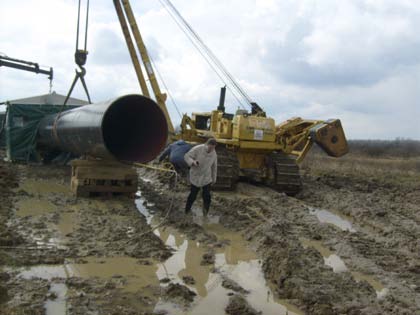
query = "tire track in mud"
xmin=299 ymin=174 xmax=420 ymax=314
xmin=2 ymin=162 xmax=302 ymax=315
xmin=138 ymin=168 xmax=419 ymax=315
xmin=137 ymin=173 xmax=305 ymax=315
xmin=2 ymin=159 xmax=418 ymax=314
xmin=1 ymin=163 xmax=173 ymax=315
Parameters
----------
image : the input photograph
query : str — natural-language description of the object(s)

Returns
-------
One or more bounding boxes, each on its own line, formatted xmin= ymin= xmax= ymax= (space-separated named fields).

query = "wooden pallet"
xmin=70 ymin=159 xmax=138 ymax=197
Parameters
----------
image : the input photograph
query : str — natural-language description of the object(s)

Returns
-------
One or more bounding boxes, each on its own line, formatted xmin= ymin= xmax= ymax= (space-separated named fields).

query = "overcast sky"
xmin=1 ymin=0 xmax=419 ymax=139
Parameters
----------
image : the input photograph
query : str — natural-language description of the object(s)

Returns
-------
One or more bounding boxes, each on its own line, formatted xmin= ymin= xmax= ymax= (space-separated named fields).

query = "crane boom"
xmin=113 ymin=0 xmax=149 ymax=98
xmin=109 ymin=0 xmax=348 ymax=195
xmin=0 ymin=55 xmax=53 ymax=81
xmin=113 ymin=0 xmax=175 ymax=135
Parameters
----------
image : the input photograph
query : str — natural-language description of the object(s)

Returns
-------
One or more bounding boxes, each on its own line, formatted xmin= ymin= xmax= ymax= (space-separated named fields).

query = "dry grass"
xmin=301 ymin=151 xmax=420 ymax=187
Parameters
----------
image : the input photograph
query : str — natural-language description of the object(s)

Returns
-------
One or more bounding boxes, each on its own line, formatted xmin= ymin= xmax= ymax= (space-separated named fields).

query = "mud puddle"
xmin=17 ymin=178 xmax=70 ymax=195
xmin=136 ymin=194 xmax=303 ymax=315
xmin=13 ymin=265 xmax=69 ymax=315
xmin=308 ymin=207 xmax=356 ymax=232
xmin=351 ymin=272 xmax=389 ymax=299
xmin=300 ymin=238 xmax=348 ymax=273
xmin=16 ymin=199 xmax=56 ymax=217
xmin=300 ymin=238 xmax=388 ymax=298
xmin=9 ymin=190 xmax=303 ymax=315
xmin=45 ymin=283 xmax=67 ymax=315
xmin=13 ymin=256 xmax=161 ymax=314
xmin=16 ymin=256 xmax=160 ymax=290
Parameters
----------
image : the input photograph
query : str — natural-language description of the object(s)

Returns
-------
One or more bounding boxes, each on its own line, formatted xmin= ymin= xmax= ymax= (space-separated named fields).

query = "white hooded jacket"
xmin=184 ymin=144 xmax=217 ymax=187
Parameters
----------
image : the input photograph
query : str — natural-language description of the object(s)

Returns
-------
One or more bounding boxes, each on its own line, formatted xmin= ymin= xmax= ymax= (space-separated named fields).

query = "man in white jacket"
xmin=184 ymin=138 xmax=218 ymax=215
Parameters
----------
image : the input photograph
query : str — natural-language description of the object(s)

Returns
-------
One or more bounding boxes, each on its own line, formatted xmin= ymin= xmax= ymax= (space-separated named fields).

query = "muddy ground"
xmin=0 ymin=150 xmax=419 ymax=314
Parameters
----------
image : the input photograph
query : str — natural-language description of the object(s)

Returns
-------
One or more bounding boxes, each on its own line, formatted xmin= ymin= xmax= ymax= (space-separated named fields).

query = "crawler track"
xmin=213 ymin=146 xmax=239 ymax=190
xmin=268 ymin=151 xmax=302 ymax=196
xmin=213 ymin=147 xmax=301 ymax=195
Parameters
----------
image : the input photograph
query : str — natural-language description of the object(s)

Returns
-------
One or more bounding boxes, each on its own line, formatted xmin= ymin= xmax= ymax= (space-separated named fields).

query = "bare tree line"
xmin=312 ymin=139 xmax=420 ymax=158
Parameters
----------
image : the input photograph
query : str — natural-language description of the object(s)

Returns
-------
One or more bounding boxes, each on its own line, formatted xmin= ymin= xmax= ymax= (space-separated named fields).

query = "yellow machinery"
xmin=113 ymin=0 xmax=348 ymax=195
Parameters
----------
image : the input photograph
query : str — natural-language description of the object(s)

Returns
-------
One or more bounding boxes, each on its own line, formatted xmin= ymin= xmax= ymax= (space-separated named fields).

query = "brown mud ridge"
xmin=137 ymin=163 xmax=420 ymax=315
xmin=0 ymin=160 xmax=170 ymax=315
xmin=1 ymin=154 xmax=419 ymax=315
xmin=1 ymin=159 xmax=291 ymax=315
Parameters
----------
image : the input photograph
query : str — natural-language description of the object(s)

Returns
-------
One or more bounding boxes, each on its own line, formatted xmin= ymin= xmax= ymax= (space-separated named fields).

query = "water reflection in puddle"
xmin=18 ymin=265 xmax=70 ymax=280
xmin=300 ymin=238 xmax=348 ymax=273
xmin=16 ymin=266 xmax=69 ymax=315
xmin=152 ymin=226 xmax=302 ymax=315
xmin=351 ymin=271 xmax=389 ymax=299
xmin=45 ymin=283 xmax=67 ymax=315
xmin=136 ymin=196 xmax=303 ymax=315
xmin=12 ymin=192 xmax=304 ymax=315
xmin=300 ymin=238 xmax=388 ymax=298
xmin=15 ymin=257 xmax=161 ymax=315
xmin=308 ymin=207 xmax=356 ymax=232
xmin=17 ymin=257 xmax=159 ymax=289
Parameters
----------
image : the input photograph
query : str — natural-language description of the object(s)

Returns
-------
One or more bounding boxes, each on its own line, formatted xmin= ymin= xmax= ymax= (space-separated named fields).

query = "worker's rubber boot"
xmin=203 ymin=207 xmax=209 ymax=217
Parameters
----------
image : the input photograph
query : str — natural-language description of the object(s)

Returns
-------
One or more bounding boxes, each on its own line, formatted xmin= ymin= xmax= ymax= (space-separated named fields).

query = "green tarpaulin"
xmin=0 ymin=112 xmax=5 ymax=148
xmin=5 ymin=104 xmax=78 ymax=162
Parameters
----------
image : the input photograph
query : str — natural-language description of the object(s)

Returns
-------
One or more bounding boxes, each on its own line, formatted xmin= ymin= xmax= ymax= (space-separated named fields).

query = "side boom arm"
xmin=276 ymin=117 xmax=348 ymax=163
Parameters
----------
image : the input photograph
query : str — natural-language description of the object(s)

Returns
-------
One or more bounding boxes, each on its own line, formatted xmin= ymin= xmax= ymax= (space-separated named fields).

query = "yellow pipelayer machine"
xmin=113 ymin=0 xmax=348 ymax=195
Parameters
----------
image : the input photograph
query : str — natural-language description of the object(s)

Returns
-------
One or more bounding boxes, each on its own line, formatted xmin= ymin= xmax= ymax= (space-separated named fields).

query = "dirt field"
xmin=0 ymin=148 xmax=419 ymax=314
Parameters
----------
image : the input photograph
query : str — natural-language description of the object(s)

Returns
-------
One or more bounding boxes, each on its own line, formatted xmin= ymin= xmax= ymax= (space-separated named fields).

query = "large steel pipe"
xmin=38 ymin=94 xmax=168 ymax=163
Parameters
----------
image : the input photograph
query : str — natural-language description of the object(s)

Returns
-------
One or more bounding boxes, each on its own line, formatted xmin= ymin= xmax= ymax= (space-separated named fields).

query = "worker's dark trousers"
xmin=185 ymin=184 xmax=211 ymax=213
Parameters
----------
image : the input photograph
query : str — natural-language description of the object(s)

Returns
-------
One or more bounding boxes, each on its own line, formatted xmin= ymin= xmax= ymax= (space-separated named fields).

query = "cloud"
xmin=1 ymin=0 xmax=419 ymax=140
xmin=90 ymin=28 xmax=129 ymax=65
xmin=262 ymin=0 xmax=420 ymax=87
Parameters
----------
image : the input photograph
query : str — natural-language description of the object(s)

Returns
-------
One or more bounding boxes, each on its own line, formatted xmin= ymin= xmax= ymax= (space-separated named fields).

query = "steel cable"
xmin=159 ymin=0 xmax=254 ymax=107
xmin=157 ymin=0 xmax=248 ymax=109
